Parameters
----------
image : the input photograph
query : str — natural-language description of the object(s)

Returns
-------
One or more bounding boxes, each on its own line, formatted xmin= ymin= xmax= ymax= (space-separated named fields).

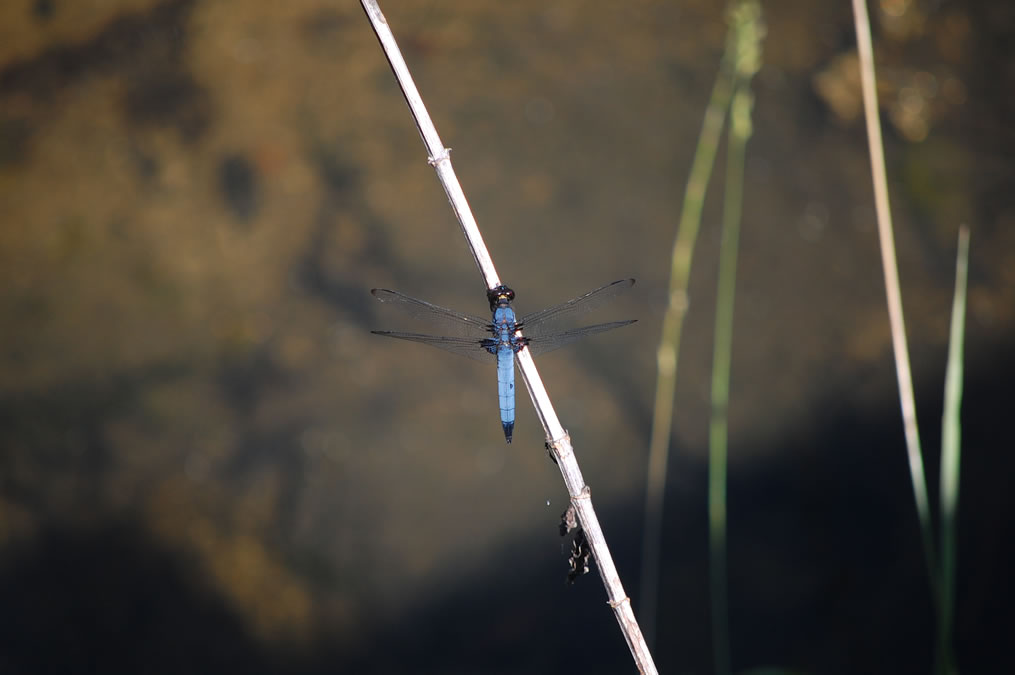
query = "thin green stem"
xmin=709 ymin=86 xmax=749 ymax=675
xmin=708 ymin=7 xmax=762 ymax=674
xmin=937 ymin=225 xmax=969 ymax=675
xmin=639 ymin=32 xmax=737 ymax=650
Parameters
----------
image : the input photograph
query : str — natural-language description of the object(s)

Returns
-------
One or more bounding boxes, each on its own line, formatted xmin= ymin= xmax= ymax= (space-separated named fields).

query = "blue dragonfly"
xmin=370 ymin=279 xmax=636 ymax=443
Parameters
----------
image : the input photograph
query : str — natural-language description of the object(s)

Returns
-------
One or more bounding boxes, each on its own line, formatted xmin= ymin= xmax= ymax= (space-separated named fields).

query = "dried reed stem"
xmin=850 ymin=0 xmax=936 ymax=591
xmin=360 ymin=2 xmax=657 ymax=671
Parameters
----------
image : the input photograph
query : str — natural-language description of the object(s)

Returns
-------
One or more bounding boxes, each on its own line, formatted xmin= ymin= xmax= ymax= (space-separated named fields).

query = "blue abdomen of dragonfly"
xmin=370 ymin=279 xmax=636 ymax=443
xmin=491 ymin=299 xmax=518 ymax=442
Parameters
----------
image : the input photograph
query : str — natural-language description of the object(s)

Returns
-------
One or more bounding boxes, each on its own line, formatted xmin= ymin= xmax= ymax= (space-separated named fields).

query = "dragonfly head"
xmin=488 ymin=285 xmax=515 ymax=310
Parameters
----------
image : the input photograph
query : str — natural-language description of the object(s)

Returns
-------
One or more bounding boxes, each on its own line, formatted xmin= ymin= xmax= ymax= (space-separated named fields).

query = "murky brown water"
xmin=1 ymin=1 xmax=1012 ymax=672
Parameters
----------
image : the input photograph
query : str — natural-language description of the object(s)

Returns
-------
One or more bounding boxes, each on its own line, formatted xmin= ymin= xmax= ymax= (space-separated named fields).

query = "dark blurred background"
xmin=1 ymin=0 xmax=1013 ymax=673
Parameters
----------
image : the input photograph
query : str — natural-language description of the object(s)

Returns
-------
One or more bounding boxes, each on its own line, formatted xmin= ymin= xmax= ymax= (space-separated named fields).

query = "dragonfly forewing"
xmin=518 ymin=278 xmax=635 ymax=339
xmin=370 ymin=289 xmax=492 ymax=338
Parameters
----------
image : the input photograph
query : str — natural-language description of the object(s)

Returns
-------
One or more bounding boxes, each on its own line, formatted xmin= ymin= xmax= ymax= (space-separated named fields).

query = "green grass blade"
xmin=639 ymin=1 xmax=763 ymax=660
xmin=937 ymin=225 xmax=969 ymax=675
xmin=708 ymin=5 xmax=763 ymax=675
xmin=638 ymin=18 xmax=738 ymax=651
xmin=708 ymin=85 xmax=746 ymax=675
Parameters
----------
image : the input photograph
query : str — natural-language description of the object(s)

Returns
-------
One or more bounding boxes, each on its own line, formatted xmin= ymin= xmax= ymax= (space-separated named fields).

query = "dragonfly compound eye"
xmin=487 ymin=285 xmax=515 ymax=309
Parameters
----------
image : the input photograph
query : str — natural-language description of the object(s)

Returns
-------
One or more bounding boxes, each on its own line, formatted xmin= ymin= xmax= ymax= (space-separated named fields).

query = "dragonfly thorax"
xmin=493 ymin=306 xmax=518 ymax=334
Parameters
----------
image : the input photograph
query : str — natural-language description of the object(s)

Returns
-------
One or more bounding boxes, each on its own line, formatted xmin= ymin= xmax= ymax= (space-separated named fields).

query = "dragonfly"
xmin=370 ymin=278 xmax=636 ymax=443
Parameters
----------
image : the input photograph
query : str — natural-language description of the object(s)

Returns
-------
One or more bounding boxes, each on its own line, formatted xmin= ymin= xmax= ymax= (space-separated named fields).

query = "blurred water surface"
xmin=1 ymin=1 xmax=1013 ymax=673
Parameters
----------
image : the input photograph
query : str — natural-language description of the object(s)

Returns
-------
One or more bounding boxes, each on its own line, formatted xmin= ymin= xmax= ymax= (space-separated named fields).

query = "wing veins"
xmin=518 ymin=279 xmax=634 ymax=337
xmin=371 ymin=330 xmax=495 ymax=363
xmin=523 ymin=319 xmax=636 ymax=356
xmin=370 ymin=289 xmax=491 ymax=337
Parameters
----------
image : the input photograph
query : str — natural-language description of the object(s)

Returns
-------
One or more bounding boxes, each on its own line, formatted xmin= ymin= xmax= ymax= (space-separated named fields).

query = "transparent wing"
xmin=371 ymin=289 xmax=492 ymax=338
xmin=518 ymin=279 xmax=635 ymax=338
xmin=371 ymin=331 xmax=496 ymax=363
xmin=524 ymin=320 xmax=636 ymax=356
xmin=372 ymin=281 xmax=636 ymax=360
